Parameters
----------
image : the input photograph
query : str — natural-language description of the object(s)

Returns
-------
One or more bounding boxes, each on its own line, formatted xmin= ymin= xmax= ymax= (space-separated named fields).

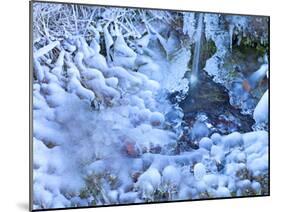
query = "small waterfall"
xmin=190 ymin=13 xmax=204 ymax=86
xmin=229 ymin=24 xmax=234 ymax=52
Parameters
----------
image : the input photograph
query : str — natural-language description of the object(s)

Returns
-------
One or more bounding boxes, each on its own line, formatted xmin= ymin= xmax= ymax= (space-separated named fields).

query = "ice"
xmin=182 ymin=12 xmax=196 ymax=39
xmin=107 ymin=190 xmax=118 ymax=203
xmin=103 ymin=24 xmax=114 ymax=62
xmin=251 ymin=181 xmax=261 ymax=193
xmin=150 ymin=112 xmax=165 ymax=127
xmin=199 ymin=137 xmax=213 ymax=150
xmin=210 ymin=133 xmax=222 ymax=144
xmin=136 ymin=34 xmax=150 ymax=48
xmin=113 ymin=34 xmax=137 ymax=69
xmin=210 ymin=145 xmax=225 ymax=162
xmin=191 ymin=120 xmax=209 ymax=140
xmin=90 ymin=39 xmax=101 ymax=53
xmin=193 ymin=163 xmax=206 ymax=180
xmin=222 ymin=132 xmax=243 ymax=149
xmin=119 ymin=192 xmax=139 ymax=203
xmin=248 ymin=64 xmax=268 ymax=89
xmin=253 ymin=90 xmax=268 ymax=124
xmin=136 ymin=168 xmax=161 ymax=190
xmin=203 ymin=174 xmax=218 ymax=188
xmin=162 ymin=165 xmax=181 ymax=185
xmin=33 ymin=183 xmax=53 ymax=208
xmin=84 ymin=53 xmax=108 ymax=71
xmin=33 ymin=59 xmax=45 ymax=82
xmin=247 ymin=154 xmax=268 ymax=176
xmin=215 ymin=187 xmax=231 ymax=197
xmin=34 ymin=41 xmax=60 ymax=58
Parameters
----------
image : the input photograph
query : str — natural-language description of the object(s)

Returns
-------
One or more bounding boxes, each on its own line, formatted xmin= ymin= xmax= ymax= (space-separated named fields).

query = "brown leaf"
xmin=242 ymin=80 xmax=251 ymax=92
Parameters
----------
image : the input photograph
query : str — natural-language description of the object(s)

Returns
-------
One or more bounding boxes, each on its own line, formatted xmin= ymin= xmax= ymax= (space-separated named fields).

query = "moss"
xmin=253 ymin=174 xmax=269 ymax=195
xmin=188 ymin=39 xmax=217 ymax=70
xmin=223 ymin=34 xmax=268 ymax=77
xmin=79 ymin=188 xmax=91 ymax=199
xmin=203 ymin=39 xmax=217 ymax=57
xmin=234 ymin=35 xmax=268 ymax=58
xmin=153 ymin=189 xmax=169 ymax=201
xmin=227 ymin=69 xmax=239 ymax=78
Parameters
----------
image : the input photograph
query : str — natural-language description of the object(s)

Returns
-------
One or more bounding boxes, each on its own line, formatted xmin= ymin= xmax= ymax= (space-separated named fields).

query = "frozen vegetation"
xmin=32 ymin=2 xmax=269 ymax=210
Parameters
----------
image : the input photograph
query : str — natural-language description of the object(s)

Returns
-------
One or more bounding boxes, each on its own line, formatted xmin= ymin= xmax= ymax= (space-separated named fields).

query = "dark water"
xmin=175 ymin=70 xmax=255 ymax=136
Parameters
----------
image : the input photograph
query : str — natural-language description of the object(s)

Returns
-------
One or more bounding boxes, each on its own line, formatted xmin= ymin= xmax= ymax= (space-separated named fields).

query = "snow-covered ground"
xmin=32 ymin=2 xmax=269 ymax=210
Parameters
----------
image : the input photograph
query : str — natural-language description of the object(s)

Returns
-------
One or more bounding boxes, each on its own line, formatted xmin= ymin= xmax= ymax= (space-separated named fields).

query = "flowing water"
xmin=173 ymin=14 xmax=255 ymax=149
xmin=190 ymin=13 xmax=204 ymax=86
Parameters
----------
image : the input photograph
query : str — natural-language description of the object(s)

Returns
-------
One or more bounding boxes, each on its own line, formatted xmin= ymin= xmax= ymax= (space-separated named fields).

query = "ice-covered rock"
xmin=203 ymin=174 xmax=218 ymax=188
xmin=210 ymin=145 xmax=225 ymax=162
xmin=211 ymin=133 xmax=222 ymax=144
xmin=150 ymin=112 xmax=165 ymax=127
xmin=191 ymin=120 xmax=209 ymax=140
xmin=222 ymin=132 xmax=243 ymax=149
xmin=193 ymin=163 xmax=206 ymax=180
xmin=251 ymin=181 xmax=261 ymax=193
xmin=162 ymin=165 xmax=181 ymax=185
xmin=215 ymin=187 xmax=231 ymax=197
xmin=119 ymin=192 xmax=139 ymax=203
xmin=199 ymin=137 xmax=213 ymax=150
xmin=136 ymin=168 xmax=161 ymax=190
xmin=107 ymin=190 xmax=118 ymax=203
